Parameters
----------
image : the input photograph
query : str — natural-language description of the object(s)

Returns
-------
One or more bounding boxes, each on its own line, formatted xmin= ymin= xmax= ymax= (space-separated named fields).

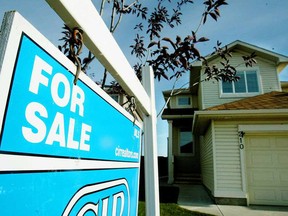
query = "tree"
xmin=58 ymin=0 xmax=256 ymax=114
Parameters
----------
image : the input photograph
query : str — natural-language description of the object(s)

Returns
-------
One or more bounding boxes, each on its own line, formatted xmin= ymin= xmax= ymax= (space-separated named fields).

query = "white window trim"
xmin=219 ymin=68 xmax=262 ymax=98
xmin=238 ymin=124 xmax=288 ymax=133
xmin=176 ymin=95 xmax=192 ymax=108
xmin=110 ymin=93 xmax=120 ymax=103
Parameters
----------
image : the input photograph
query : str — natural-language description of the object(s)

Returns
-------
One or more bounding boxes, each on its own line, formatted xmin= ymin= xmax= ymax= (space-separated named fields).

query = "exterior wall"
xmin=168 ymin=94 xmax=198 ymax=109
xmin=213 ymin=120 xmax=244 ymax=198
xmin=169 ymin=95 xmax=178 ymax=108
xmin=192 ymin=95 xmax=199 ymax=109
xmin=200 ymin=123 xmax=214 ymax=192
xmin=212 ymin=119 xmax=288 ymax=201
xmin=198 ymin=84 xmax=203 ymax=110
xmin=200 ymin=51 xmax=281 ymax=109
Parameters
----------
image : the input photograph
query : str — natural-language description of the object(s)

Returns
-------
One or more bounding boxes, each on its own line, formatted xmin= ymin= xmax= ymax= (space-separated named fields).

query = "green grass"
xmin=137 ymin=201 xmax=214 ymax=216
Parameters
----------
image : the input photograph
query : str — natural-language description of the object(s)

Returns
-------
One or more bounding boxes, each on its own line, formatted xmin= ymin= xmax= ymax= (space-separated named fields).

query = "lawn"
xmin=137 ymin=202 xmax=214 ymax=216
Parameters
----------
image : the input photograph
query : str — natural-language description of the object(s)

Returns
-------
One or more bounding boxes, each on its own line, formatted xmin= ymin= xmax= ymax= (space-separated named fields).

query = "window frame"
xmin=178 ymin=128 xmax=194 ymax=156
xmin=176 ymin=95 xmax=192 ymax=108
xmin=110 ymin=94 xmax=120 ymax=103
xmin=220 ymin=68 xmax=262 ymax=98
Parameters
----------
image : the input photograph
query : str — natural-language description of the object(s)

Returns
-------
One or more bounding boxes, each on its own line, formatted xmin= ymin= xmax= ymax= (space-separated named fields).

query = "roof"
xmin=190 ymin=40 xmax=288 ymax=94
xmin=206 ymin=91 xmax=288 ymax=111
xmin=191 ymin=40 xmax=288 ymax=73
xmin=209 ymin=40 xmax=288 ymax=64
xmin=193 ymin=91 xmax=288 ymax=135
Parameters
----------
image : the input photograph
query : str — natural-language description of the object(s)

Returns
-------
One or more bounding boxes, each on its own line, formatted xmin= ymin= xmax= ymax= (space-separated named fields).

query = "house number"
xmin=238 ymin=131 xmax=245 ymax=150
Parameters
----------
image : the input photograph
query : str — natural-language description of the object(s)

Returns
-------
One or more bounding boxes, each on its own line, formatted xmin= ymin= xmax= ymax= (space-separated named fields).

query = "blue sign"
xmin=1 ymin=34 xmax=141 ymax=162
xmin=0 ymin=32 xmax=141 ymax=215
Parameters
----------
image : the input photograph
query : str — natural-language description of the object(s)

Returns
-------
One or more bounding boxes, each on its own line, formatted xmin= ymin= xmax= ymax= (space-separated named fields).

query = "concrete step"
xmin=175 ymin=173 xmax=202 ymax=184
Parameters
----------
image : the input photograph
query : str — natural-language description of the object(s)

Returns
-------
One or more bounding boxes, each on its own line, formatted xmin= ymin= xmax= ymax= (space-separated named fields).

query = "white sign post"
xmin=142 ymin=66 xmax=160 ymax=216
xmin=45 ymin=1 xmax=160 ymax=215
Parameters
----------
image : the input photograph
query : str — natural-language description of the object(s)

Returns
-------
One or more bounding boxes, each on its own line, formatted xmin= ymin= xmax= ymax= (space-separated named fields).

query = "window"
xmin=177 ymin=96 xmax=191 ymax=106
xmin=179 ymin=128 xmax=193 ymax=154
xmin=110 ymin=94 xmax=120 ymax=103
xmin=221 ymin=70 xmax=260 ymax=95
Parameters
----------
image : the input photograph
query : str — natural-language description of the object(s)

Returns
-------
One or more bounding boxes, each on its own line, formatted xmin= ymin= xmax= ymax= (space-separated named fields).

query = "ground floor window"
xmin=179 ymin=128 xmax=193 ymax=154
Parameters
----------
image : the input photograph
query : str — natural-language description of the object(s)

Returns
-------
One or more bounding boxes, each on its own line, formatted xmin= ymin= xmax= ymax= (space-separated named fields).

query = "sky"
xmin=1 ymin=0 xmax=288 ymax=156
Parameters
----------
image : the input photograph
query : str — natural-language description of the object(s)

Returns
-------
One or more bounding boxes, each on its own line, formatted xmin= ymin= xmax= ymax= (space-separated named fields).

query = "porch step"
xmin=175 ymin=173 xmax=202 ymax=184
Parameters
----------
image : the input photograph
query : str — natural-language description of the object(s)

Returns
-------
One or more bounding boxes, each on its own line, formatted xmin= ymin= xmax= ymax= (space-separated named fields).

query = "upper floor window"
xmin=110 ymin=94 xmax=120 ymax=103
xmin=221 ymin=70 xmax=260 ymax=96
xmin=177 ymin=96 xmax=191 ymax=107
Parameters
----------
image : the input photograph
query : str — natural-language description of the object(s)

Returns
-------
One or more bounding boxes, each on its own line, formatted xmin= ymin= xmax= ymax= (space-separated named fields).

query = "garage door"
xmin=246 ymin=134 xmax=288 ymax=206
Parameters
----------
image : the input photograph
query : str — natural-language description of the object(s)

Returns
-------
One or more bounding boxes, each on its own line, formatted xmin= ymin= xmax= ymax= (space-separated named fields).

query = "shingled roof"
xmin=206 ymin=91 xmax=288 ymax=111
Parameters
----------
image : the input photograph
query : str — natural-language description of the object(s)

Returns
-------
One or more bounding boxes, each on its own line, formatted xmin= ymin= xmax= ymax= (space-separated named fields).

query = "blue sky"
xmin=1 ymin=0 xmax=288 ymax=156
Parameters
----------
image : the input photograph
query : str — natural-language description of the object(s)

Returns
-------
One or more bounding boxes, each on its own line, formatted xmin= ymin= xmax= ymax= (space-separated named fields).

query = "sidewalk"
xmin=176 ymin=184 xmax=288 ymax=216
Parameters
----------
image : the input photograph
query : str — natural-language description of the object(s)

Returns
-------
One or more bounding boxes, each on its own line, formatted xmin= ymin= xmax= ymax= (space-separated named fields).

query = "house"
xmin=282 ymin=81 xmax=288 ymax=92
xmin=162 ymin=40 xmax=288 ymax=206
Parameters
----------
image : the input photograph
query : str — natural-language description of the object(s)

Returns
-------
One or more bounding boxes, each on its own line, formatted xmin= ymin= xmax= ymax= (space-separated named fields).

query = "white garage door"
xmin=246 ymin=134 xmax=288 ymax=206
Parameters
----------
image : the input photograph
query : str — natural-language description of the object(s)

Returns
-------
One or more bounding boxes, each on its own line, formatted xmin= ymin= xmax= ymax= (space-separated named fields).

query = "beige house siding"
xmin=200 ymin=52 xmax=281 ymax=109
xmin=198 ymin=84 xmax=203 ymax=110
xmin=169 ymin=95 xmax=178 ymax=108
xmin=259 ymin=60 xmax=280 ymax=93
xmin=168 ymin=94 xmax=199 ymax=109
xmin=211 ymin=120 xmax=288 ymax=198
xmin=200 ymin=75 xmax=219 ymax=109
xmin=200 ymin=123 xmax=214 ymax=192
xmin=213 ymin=121 xmax=243 ymax=194
xmin=192 ymin=95 xmax=199 ymax=109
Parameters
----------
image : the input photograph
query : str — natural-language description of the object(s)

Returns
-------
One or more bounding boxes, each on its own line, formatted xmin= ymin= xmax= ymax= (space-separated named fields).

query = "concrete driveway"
xmin=177 ymin=184 xmax=288 ymax=216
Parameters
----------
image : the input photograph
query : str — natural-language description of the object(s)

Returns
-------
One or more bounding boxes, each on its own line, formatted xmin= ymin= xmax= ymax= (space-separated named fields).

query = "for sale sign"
xmin=0 ymin=11 xmax=142 ymax=215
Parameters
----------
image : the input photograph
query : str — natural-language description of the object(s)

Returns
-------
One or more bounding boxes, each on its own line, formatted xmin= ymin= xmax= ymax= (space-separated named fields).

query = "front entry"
xmin=171 ymin=120 xmax=201 ymax=184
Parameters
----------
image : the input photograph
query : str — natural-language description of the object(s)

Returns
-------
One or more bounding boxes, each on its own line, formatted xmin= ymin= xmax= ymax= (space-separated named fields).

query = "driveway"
xmin=177 ymin=184 xmax=288 ymax=216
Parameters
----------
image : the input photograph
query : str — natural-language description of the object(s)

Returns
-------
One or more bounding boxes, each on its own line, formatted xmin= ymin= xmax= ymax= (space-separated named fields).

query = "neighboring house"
xmin=282 ymin=81 xmax=288 ymax=92
xmin=162 ymin=40 xmax=288 ymax=206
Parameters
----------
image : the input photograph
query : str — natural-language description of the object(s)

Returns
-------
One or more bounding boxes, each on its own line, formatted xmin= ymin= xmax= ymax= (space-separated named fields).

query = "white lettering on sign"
xmin=63 ymin=179 xmax=129 ymax=216
xmin=21 ymin=55 xmax=92 ymax=151
xmin=77 ymin=192 xmax=124 ymax=216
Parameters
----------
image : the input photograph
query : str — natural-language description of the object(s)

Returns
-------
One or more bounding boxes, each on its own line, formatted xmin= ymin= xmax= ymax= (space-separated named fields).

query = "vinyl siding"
xmin=200 ymin=124 xmax=214 ymax=191
xmin=168 ymin=94 xmax=198 ymax=109
xmin=200 ymin=51 xmax=281 ymax=109
xmin=259 ymin=59 xmax=280 ymax=92
xmin=169 ymin=95 xmax=178 ymax=108
xmin=198 ymin=83 xmax=203 ymax=110
xmin=214 ymin=121 xmax=242 ymax=192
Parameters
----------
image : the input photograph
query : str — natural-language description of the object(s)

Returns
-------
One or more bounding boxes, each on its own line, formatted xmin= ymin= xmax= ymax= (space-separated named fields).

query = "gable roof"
xmin=190 ymin=40 xmax=288 ymax=92
xmin=208 ymin=40 xmax=288 ymax=64
xmin=191 ymin=40 xmax=288 ymax=73
xmin=206 ymin=91 xmax=288 ymax=111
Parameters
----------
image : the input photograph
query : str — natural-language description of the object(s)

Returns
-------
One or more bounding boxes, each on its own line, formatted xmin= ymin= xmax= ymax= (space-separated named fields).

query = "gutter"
xmin=192 ymin=109 xmax=288 ymax=133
